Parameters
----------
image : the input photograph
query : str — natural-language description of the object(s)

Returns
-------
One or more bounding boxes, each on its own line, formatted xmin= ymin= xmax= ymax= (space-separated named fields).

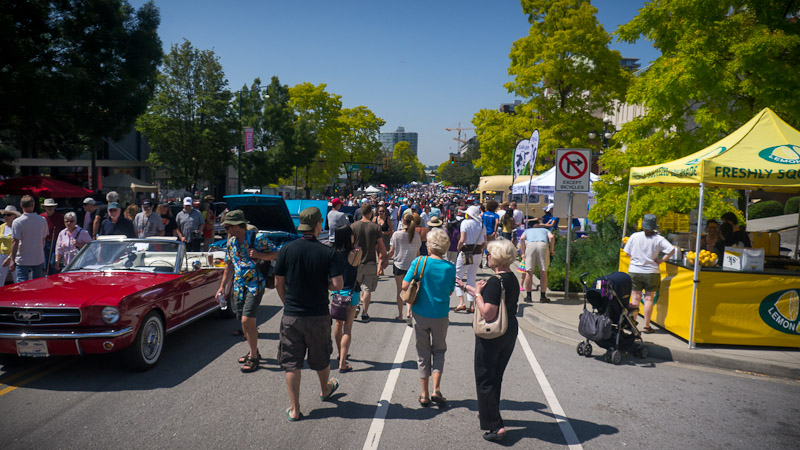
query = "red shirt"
xmin=41 ymin=212 xmax=66 ymax=241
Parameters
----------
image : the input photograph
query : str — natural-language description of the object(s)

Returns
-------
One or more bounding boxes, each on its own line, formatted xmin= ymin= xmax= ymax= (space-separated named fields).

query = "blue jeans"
xmin=16 ymin=263 xmax=44 ymax=283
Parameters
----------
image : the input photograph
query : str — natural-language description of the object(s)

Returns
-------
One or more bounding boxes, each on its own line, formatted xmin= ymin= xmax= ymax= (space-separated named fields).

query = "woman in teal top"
xmin=402 ymin=228 xmax=455 ymax=407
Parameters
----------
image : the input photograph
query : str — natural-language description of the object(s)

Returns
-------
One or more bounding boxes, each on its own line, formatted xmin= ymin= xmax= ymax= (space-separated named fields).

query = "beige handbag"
xmin=400 ymin=257 xmax=428 ymax=305
xmin=473 ymin=274 xmax=508 ymax=339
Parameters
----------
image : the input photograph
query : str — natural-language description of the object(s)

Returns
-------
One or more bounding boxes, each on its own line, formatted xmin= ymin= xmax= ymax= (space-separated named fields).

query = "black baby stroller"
xmin=576 ymin=272 xmax=647 ymax=365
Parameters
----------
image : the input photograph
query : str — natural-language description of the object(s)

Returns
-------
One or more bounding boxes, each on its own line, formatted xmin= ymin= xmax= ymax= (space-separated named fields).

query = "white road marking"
xmin=517 ymin=331 xmax=584 ymax=450
xmin=362 ymin=325 xmax=414 ymax=450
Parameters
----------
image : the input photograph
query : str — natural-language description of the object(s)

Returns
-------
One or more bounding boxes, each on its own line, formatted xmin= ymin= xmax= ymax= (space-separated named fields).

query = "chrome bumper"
xmin=0 ymin=327 xmax=134 ymax=339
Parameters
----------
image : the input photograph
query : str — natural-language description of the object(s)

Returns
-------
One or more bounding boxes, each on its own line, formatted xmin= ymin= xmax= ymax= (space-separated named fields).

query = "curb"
xmin=522 ymin=305 xmax=800 ymax=380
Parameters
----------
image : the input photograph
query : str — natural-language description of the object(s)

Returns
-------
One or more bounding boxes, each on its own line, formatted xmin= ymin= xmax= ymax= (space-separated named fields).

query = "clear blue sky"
xmin=130 ymin=0 xmax=657 ymax=166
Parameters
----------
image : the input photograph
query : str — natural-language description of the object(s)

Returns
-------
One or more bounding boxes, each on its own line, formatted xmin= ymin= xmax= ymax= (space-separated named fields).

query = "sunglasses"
xmin=64 ymin=220 xmax=75 ymax=223
xmin=3 ymin=213 xmax=14 ymax=217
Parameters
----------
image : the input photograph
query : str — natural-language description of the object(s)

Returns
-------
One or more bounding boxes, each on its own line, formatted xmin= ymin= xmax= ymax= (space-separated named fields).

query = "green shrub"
xmin=547 ymin=221 xmax=621 ymax=292
xmin=785 ymin=196 xmax=800 ymax=215
xmin=749 ymin=200 xmax=784 ymax=219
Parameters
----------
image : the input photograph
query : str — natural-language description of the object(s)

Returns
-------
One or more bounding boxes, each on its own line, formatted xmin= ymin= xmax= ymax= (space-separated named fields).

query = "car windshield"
xmin=64 ymin=240 xmax=181 ymax=273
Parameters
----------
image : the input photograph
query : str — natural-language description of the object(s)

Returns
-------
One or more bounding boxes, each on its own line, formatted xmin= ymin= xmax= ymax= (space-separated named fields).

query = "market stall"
xmin=622 ymin=107 xmax=800 ymax=348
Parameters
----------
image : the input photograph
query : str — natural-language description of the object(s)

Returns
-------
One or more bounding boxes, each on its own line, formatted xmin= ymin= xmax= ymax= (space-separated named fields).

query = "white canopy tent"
xmin=364 ymin=185 xmax=383 ymax=194
xmin=511 ymin=166 xmax=600 ymax=196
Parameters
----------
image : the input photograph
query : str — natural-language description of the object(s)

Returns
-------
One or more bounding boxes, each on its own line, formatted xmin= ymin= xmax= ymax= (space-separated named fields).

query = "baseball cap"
xmin=546 ymin=203 xmax=554 ymax=211
xmin=183 ymin=196 xmax=193 ymax=206
xmin=83 ymin=197 xmax=96 ymax=205
xmin=108 ymin=202 xmax=121 ymax=210
xmin=142 ymin=200 xmax=153 ymax=207
xmin=297 ymin=207 xmax=322 ymax=231
xmin=331 ymin=198 xmax=343 ymax=207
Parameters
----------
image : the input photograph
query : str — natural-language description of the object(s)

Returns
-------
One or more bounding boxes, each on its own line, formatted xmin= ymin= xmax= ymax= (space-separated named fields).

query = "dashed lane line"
xmin=362 ymin=325 xmax=413 ymax=450
xmin=517 ymin=331 xmax=583 ymax=450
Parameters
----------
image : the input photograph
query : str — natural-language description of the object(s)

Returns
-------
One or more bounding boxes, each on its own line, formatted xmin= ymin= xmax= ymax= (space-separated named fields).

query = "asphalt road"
xmin=2 ymin=269 xmax=799 ymax=450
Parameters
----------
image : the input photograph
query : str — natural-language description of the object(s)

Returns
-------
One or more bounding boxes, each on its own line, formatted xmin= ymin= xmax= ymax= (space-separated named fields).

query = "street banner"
xmin=244 ymin=127 xmax=254 ymax=153
xmin=513 ymin=130 xmax=539 ymax=181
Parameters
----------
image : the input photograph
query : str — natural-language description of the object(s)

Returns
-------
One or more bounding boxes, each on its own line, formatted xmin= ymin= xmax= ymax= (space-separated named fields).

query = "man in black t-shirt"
xmin=274 ymin=207 xmax=343 ymax=421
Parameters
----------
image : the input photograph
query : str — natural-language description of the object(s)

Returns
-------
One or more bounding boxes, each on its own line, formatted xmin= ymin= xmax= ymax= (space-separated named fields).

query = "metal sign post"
xmin=524 ymin=130 xmax=540 ymax=224
xmin=555 ymin=148 xmax=591 ymax=300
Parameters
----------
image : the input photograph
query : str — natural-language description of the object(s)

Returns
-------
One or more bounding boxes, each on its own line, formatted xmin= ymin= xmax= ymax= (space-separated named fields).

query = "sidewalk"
xmin=521 ymin=291 xmax=800 ymax=380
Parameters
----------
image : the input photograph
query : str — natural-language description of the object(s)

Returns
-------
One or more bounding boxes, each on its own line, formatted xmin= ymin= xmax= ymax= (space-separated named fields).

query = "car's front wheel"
xmin=126 ymin=311 xmax=164 ymax=371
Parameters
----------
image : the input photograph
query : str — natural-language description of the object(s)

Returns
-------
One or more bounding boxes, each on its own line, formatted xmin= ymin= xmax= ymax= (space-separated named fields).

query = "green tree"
xmin=0 ymin=0 xmax=162 ymax=177
xmin=392 ymin=141 xmax=426 ymax=181
xmin=474 ymin=0 xmax=629 ymax=176
xmin=286 ymin=83 xmax=343 ymax=197
xmin=438 ymin=163 xmax=481 ymax=189
xmin=340 ymin=106 xmax=386 ymax=191
xmin=238 ymin=76 xmax=298 ymax=187
xmin=137 ymin=40 xmax=237 ymax=191
xmin=592 ymin=0 xmax=800 ymax=226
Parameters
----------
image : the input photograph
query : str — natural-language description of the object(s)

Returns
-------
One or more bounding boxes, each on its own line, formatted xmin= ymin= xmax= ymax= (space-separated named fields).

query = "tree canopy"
xmin=591 ymin=0 xmax=800 ymax=225
xmin=474 ymin=0 xmax=629 ymax=176
xmin=137 ymin=40 xmax=237 ymax=191
xmin=0 ymin=0 xmax=162 ymax=174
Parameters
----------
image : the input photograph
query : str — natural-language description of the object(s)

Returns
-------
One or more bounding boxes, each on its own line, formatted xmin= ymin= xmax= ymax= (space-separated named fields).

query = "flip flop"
xmin=338 ymin=364 xmax=353 ymax=373
xmin=320 ymin=378 xmax=340 ymax=401
xmin=643 ymin=326 xmax=655 ymax=334
xmin=285 ymin=407 xmax=303 ymax=422
xmin=454 ymin=305 xmax=466 ymax=312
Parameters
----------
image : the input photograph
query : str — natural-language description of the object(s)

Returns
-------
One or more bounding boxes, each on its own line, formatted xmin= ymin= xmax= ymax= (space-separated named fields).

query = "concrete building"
xmin=379 ymin=126 xmax=418 ymax=156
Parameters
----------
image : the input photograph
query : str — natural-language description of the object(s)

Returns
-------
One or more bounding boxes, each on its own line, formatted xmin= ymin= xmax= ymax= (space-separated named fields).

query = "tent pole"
xmin=795 ymin=211 xmax=800 ymax=260
xmin=689 ymin=182 xmax=706 ymax=349
xmin=622 ymin=184 xmax=632 ymax=238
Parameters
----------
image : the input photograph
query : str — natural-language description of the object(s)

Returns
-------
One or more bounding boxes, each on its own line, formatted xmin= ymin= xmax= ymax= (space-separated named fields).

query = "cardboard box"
xmin=722 ymin=246 xmax=765 ymax=272
xmin=750 ymin=232 xmax=780 ymax=256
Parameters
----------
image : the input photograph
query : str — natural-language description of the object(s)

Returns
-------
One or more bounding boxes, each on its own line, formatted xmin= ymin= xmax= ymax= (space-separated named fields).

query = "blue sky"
xmin=130 ymin=0 xmax=657 ymax=165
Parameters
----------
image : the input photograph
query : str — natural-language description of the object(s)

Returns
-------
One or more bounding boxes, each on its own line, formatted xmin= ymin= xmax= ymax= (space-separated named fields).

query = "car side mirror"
xmin=191 ymin=260 xmax=202 ymax=271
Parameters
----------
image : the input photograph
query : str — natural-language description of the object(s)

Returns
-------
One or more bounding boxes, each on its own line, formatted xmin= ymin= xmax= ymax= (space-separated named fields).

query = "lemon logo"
xmin=686 ymin=146 xmax=727 ymax=165
xmin=759 ymin=289 xmax=800 ymax=335
xmin=759 ymin=145 xmax=800 ymax=165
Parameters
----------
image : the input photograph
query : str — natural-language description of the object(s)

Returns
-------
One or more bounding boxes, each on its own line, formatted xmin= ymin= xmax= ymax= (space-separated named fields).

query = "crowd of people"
xmin=0 ymin=191 xmax=217 ymax=285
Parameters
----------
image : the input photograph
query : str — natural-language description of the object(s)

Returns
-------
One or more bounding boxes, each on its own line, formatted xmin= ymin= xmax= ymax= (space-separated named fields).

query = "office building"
xmin=379 ymin=126 xmax=418 ymax=155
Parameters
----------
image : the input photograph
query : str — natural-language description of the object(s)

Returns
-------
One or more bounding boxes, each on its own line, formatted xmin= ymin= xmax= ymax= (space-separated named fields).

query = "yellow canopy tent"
xmin=623 ymin=107 xmax=800 ymax=347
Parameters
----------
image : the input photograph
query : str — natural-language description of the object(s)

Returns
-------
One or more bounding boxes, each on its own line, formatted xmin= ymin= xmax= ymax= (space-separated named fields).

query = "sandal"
xmin=483 ymin=429 xmax=506 ymax=442
xmin=285 ymin=407 xmax=303 ymax=422
xmin=431 ymin=390 xmax=447 ymax=404
xmin=643 ymin=326 xmax=655 ymax=334
xmin=240 ymin=356 xmax=259 ymax=373
xmin=320 ymin=378 xmax=340 ymax=401
xmin=338 ymin=364 xmax=353 ymax=373
xmin=237 ymin=350 xmax=261 ymax=364
xmin=454 ymin=305 xmax=466 ymax=312
xmin=467 ymin=307 xmax=474 ymax=314
xmin=419 ymin=394 xmax=431 ymax=407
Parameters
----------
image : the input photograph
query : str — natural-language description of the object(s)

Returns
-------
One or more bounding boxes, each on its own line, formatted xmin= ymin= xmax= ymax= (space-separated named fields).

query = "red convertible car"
xmin=0 ymin=237 xmax=224 ymax=370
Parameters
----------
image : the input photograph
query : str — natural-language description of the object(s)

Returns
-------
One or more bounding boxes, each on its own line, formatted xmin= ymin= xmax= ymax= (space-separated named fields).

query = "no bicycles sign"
xmin=555 ymin=148 xmax=591 ymax=192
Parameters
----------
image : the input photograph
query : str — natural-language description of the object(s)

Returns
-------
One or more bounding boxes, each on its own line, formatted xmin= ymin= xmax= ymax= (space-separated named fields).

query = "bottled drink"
xmin=216 ymin=292 xmax=227 ymax=309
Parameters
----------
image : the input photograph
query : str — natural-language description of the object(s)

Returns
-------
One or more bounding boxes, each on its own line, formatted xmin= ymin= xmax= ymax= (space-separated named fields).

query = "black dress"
xmin=474 ymin=271 xmax=519 ymax=432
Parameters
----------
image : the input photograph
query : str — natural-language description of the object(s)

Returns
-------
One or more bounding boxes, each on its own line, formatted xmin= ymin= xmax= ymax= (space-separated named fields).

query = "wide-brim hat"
xmin=222 ymin=209 xmax=249 ymax=226
xmin=642 ymin=214 xmax=658 ymax=231
xmin=43 ymin=198 xmax=57 ymax=207
xmin=466 ymin=205 xmax=482 ymax=221
xmin=2 ymin=205 xmax=21 ymax=217
xmin=298 ymin=207 xmax=322 ymax=231
xmin=427 ymin=217 xmax=443 ymax=227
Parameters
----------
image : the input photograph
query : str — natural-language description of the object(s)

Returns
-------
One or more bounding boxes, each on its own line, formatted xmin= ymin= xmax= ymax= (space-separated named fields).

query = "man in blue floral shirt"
xmin=216 ymin=210 xmax=277 ymax=372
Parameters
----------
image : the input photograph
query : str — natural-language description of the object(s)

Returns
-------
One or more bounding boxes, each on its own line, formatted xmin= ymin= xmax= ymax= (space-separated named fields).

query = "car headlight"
xmin=101 ymin=306 xmax=120 ymax=324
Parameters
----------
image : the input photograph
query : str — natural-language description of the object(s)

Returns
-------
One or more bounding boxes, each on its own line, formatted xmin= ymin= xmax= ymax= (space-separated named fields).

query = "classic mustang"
xmin=0 ymin=237 xmax=225 ymax=370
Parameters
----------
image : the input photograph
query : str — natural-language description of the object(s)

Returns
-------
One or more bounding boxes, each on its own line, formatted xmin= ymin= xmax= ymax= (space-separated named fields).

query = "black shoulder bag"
xmin=249 ymin=232 xmax=275 ymax=289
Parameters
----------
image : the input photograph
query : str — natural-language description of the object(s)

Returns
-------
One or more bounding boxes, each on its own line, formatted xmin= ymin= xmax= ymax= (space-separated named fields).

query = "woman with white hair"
xmin=453 ymin=205 xmax=485 ymax=313
xmin=456 ymin=238 xmax=519 ymax=442
xmin=402 ymin=228 xmax=455 ymax=407
xmin=54 ymin=211 xmax=91 ymax=272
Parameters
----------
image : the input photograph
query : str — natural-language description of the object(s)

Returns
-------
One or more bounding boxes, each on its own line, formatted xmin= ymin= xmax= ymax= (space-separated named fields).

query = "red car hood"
xmin=0 ymin=272 xmax=180 ymax=308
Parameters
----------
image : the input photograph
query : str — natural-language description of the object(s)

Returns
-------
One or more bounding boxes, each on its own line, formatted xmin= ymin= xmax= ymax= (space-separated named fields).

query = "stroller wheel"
xmin=611 ymin=350 xmax=622 ymax=365
xmin=577 ymin=342 xmax=585 ymax=356
xmin=603 ymin=352 xmax=611 ymax=363
xmin=583 ymin=343 xmax=593 ymax=357
xmin=640 ymin=345 xmax=649 ymax=359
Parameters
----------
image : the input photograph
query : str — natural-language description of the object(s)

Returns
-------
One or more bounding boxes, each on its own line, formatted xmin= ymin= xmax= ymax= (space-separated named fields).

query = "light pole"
xmin=237 ymin=87 xmax=269 ymax=195
xmin=588 ymin=117 xmax=615 ymax=171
